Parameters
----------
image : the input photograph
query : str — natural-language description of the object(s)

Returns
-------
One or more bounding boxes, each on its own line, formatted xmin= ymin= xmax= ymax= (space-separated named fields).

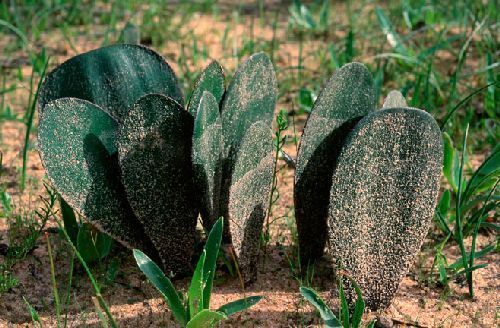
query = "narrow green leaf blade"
xmin=95 ymin=232 xmax=113 ymax=259
xmin=60 ymin=196 xmax=78 ymax=245
xmin=189 ymin=250 xmax=206 ymax=317
xmin=442 ymin=132 xmax=457 ymax=191
xmin=300 ymin=287 xmax=341 ymax=327
xmin=77 ymin=224 xmax=99 ymax=264
xmin=202 ymin=217 xmax=223 ymax=309
xmin=186 ymin=309 xmax=226 ymax=328
xmin=133 ymin=249 xmax=187 ymax=326
xmin=375 ymin=7 xmax=409 ymax=56
xmin=338 ymin=280 xmax=350 ymax=327
xmin=217 ymin=296 xmax=262 ymax=316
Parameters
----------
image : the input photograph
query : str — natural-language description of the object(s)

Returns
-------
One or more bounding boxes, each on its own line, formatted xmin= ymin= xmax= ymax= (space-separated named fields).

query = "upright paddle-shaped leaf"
xmin=193 ymin=93 xmax=223 ymax=229
xmin=118 ymin=94 xmax=196 ymax=275
xmin=295 ymin=62 xmax=376 ymax=262
xmin=39 ymin=44 xmax=183 ymax=121
xmin=38 ymin=97 xmax=157 ymax=255
xmin=188 ymin=61 xmax=225 ymax=117
xmin=328 ymin=107 xmax=443 ymax=310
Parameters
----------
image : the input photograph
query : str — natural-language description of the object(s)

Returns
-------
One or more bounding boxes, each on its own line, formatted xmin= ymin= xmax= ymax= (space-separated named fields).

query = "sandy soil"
xmin=0 ymin=4 xmax=498 ymax=328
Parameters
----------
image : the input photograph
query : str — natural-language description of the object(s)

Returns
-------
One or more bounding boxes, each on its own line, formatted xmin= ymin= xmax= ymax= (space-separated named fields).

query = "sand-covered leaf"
xmin=38 ymin=97 xmax=157 ymax=255
xmin=118 ymin=94 xmax=196 ymax=275
xmin=295 ymin=62 xmax=376 ymax=262
xmin=227 ymin=121 xmax=274 ymax=282
xmin=188 ymin=61 xmax=225 ymax=117
xmin=39 ymin=44 xmax=183 ymax=121
xmin=328 ymin=107 xmax=443 ymax=310
xmin=193 ymin=92 xmax=223 ymax=228
xmin=220 ymin=52 xmax=277 ymax=160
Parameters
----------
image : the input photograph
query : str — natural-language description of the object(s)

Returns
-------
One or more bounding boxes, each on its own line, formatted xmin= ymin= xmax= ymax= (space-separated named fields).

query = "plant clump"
xmin=295 ymin=62 xmax=442 ymax=310
xmin=37 ymin=44 xmax=277 ymax=279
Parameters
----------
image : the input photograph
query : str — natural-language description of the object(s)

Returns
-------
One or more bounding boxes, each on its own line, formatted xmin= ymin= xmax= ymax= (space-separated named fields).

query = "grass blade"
xmin=375 ymin=7 xmax=408 ymax=56
xmin=440 ymin=83 xmax=496 ymax=130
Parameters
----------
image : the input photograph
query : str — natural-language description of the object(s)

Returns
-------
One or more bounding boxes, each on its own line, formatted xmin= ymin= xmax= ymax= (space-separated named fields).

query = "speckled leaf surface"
xmin=383 ymin=90 xmax=407 ymax=108
xmin=220 ymin=52 xmax=277 ymax=160
xmin=227 ymin=121 xmax=274 ymax=282
xmin=39 ymin=44 xmax=183 ymax=122
xmin=294 ymin=62 xmax=376 ymax=262
xmin=327 ymin=107 xmax=443 ymax=310
xmin=117 ymin=94 xmax=196 ymax=275
xmin=193 ymin=91 xmax=223 ymax=229
xmin=188 ymin=61 xmax=225 ymax=117
xmin=38 ymin=98 xmax=157 ymax=256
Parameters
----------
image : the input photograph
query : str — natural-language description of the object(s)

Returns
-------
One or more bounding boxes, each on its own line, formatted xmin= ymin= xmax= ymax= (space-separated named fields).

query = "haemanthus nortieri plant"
xmin=295 ymin=62 xmax=443 ymax=310
xmin=37 ymin=44 xmax=277 ymax=280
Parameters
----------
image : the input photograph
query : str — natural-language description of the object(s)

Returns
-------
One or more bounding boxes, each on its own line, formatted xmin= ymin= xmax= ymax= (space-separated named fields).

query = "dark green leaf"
xmin=77 ymin=224 xmax=99 ymax=264
xmin=295 ymin=62 xmax=375 ymax=262
xmin=60 ymin=196 xmax=78 ymax=245
xmin=193 ymin=92 xmax=223 ymax=228
xmin=38 ymin=98 xmax=156 ymax=253
xmin=133 ymin=249 xmax=187 ymax=326
xmin=188 ymin=61 xmax=225 ymax=117
xmin=221 ymin=52 xmax=276 ymax=160
xmin=95 ymin=232 xmax=112 ymax=259
xmin=39 ymin=44 xmax=183 ymax=121
xmin=119 ymin=22 xmax=140 ymax=44
xmin=217 ymin=296 xmax=262 ymax=316
xmin=186 ymin=309 xmax=226 ymax=328
xmin=189 ymin=250 xmax=206 ymax=317
xmin=202 ymin=217 xmax=223 ymax=309
xmin=300 ymin=287 xmax=341 ymax=327
xmin=118 ymin=94 xmax=196 ymax=275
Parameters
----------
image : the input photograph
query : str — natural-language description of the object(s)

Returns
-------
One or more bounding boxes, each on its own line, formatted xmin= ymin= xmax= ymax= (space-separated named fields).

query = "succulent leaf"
xmin=38 ymin=44 xmax=183 ymax=122
xmin=383 ymin=90 xmax=407 ymax=108
xmin=38 ymin=97 xmax=157 ymax=255
xmin=220 ymin=52 xmax=277 ymax=160
xmin=328 ymin=107 xmax=443 ymax=310
xmin=188 ymin=61 xmax=225 ymax=117
xmin=193 ymin=92 xmax=223 ymax=228
xmin=295 ymin=62 xmax=376 ymax=262
xmin=117 ymin=94 xmax=196 ymax=275
xmin=227 ymin=121 xmax=274 ymax=282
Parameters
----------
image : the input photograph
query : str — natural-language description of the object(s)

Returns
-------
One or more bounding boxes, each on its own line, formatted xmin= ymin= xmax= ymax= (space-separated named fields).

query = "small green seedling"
xmin=134 ymin=218 xmax=262 ymax=328
xmin=300 ymin=277 xmax=375 ymax=328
